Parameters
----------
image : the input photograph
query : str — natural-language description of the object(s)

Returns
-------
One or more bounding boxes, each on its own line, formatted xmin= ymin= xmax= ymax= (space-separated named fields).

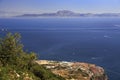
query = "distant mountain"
xmin=17 ymin=10 xmax=120 ymax=17
xmin=56 ymin=10 xmax=76 ymax=16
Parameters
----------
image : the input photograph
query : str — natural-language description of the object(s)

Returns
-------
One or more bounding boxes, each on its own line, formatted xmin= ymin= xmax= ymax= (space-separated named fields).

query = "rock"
xmin=36 ymin=60 xmax=108 ymax=80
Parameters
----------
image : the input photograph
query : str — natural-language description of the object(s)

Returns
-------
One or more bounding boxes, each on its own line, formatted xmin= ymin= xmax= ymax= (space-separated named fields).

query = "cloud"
xmin=0 ymin=11 xmax=22 ymax=17
xmin=0 ymin=11 xmax=6 ymax=13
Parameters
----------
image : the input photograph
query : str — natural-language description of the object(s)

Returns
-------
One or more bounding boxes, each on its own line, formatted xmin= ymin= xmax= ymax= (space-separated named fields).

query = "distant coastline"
xmin=17 ymin=10 xmax=120 ymax=17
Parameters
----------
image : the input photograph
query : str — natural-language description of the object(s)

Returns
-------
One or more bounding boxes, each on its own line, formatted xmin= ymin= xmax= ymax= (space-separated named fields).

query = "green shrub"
xmin=0 ymin=33 xmax=65 ymax=80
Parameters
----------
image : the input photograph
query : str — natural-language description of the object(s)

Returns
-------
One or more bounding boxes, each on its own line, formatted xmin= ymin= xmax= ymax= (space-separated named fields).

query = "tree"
xmin=0 ymin=33 xmax=36 ymax=67
xmin=0 ymin=33 xmax=65 ymax=80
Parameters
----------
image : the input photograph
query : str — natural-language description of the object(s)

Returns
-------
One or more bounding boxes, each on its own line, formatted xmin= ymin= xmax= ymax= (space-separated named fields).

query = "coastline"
xmin=36 ymin=60 xmax=108 ymax=80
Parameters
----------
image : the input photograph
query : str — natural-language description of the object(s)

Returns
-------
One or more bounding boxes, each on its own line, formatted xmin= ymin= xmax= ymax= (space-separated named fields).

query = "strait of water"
xmin=0 ymin=17 xmax=120 ymax=80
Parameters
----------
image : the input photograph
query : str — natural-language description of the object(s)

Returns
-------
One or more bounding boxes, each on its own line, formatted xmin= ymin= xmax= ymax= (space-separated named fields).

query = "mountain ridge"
xmin=17 ymin=10 xmax=120 ymax=17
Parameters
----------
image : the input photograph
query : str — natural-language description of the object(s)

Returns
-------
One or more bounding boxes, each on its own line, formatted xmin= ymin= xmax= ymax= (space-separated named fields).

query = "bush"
xmin=30 ymin=63 xmax=65 ymax=80
xmin=0 ymin=33 xmax=65 ymax=80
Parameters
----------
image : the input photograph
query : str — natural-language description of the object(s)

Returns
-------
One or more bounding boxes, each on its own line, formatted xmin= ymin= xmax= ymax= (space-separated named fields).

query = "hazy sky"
xmin=0 ymin=0 xmax=120 ymax=17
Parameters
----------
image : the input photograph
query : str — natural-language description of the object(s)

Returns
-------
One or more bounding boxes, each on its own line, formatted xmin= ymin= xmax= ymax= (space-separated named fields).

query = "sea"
xmin=0 ymin=17 xmax=120 ymax=80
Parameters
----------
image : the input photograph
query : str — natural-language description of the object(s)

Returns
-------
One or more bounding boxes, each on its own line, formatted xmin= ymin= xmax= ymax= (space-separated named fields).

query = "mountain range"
xmin=17 ymin=10 xmax=120 ymax=17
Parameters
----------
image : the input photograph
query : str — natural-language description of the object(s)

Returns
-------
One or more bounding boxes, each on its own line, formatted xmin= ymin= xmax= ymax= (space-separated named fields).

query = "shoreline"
xmin=36 ymin=60 xmax=108 ymax=80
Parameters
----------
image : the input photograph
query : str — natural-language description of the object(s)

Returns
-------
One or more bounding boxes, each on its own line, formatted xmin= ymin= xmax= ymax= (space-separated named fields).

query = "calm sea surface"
xmin=0 ymin=17 xmax=120 ymax=80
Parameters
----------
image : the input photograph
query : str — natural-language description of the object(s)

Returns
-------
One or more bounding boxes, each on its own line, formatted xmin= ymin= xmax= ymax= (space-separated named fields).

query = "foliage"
xmin=30 ymin=63 xmax=65 ymax=80
xmin=0 ymin=65 xmax=39 ymax=80
xmin=0 ymin=33 xmax=65 ymax=80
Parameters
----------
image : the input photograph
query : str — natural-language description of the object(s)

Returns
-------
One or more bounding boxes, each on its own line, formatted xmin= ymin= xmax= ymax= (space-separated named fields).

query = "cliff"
xmin=36 ymin=60 xmax=108 ymax=80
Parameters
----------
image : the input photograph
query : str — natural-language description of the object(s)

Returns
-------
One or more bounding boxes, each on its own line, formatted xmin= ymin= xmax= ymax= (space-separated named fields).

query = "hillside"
xmin=0 ymin=33 xmax=65 ymax=80
xmin=0 ymin=33 xmax=108 ymax=80
xmin=36 ymin=60 xmax=108 ymax=80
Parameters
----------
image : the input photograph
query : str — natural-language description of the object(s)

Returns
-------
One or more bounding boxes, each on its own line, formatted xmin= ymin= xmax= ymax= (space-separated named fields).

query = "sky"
xmin=0 ymin=0 xmax=120 ymax=17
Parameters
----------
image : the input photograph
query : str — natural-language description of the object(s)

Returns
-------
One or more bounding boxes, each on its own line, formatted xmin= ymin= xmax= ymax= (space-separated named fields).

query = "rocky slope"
xmin=36 ymin=60 xmax=108 ymax=80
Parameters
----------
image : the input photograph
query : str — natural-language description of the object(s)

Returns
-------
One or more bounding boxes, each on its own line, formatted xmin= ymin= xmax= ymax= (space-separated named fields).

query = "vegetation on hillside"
xmin=0 ymin=33 xmax=65 ymax=80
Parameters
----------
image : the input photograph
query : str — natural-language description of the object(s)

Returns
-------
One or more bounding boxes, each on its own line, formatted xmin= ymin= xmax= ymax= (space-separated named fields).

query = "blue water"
xmin=0 ymin=17 xmax=120 ymax=80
